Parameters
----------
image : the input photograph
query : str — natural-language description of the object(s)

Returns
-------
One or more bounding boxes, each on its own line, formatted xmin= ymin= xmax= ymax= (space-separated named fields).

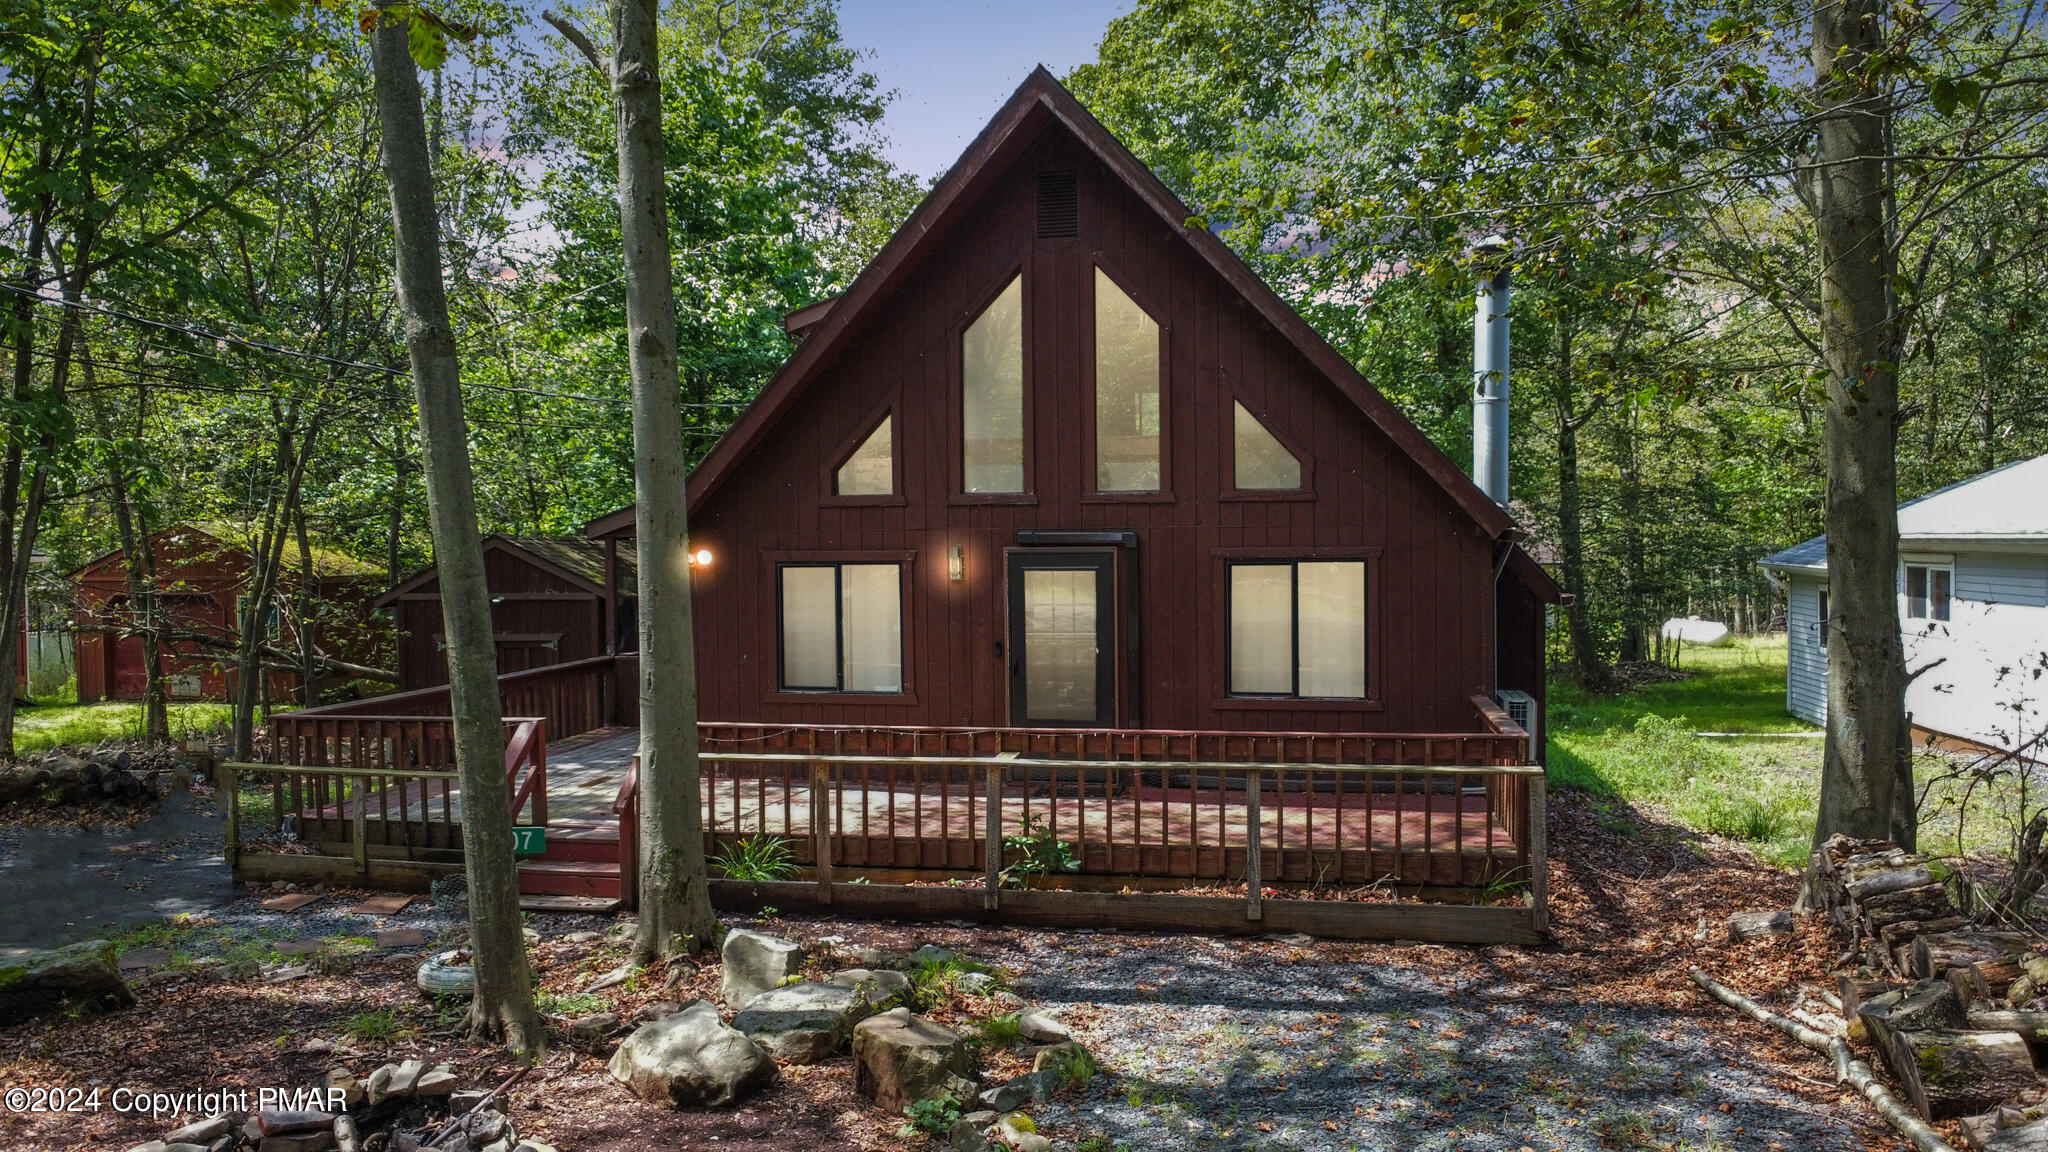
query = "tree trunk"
xmin=1810 ymin=0 xmax=1914 ymax=852
xmin=294 ymin=507 xmax=321 ymax=708
xmin=372 ymin=11 xmax=543 ymax=1052
xmin=611 ymin=0 xmax=719 ymax=959
xmin=1553 ymin=315 xmax=1608 ymax=689
xmin=82 ymin=346 xmax=168 ymax=743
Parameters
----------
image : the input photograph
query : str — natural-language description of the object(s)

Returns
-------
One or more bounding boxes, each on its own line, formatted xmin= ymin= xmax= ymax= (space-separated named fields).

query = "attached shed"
xmin=378 ymin=535 xmax=638 ymax=691
xmin=584 ymin=69 xmax=1557 ymax=742
xmin=1762 ymin=453 xmax=2048 ymax=753
xmin=72 ymin=524 xmax=383 ymax=704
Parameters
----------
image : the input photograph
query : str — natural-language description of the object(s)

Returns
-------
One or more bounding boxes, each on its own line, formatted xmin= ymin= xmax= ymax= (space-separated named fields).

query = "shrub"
xmin=711 ymin=836 xmax=799 ymax=882
xmin=1000 ymin=814 xmax=1080 ymax=888
xmin=898 ymin=1093 xmax=963 ymax=1139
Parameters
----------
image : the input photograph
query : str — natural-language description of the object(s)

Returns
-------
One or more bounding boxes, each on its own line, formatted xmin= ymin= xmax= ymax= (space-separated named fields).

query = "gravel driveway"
xmin=954 ymin=930 xmax=1873 ymax=1152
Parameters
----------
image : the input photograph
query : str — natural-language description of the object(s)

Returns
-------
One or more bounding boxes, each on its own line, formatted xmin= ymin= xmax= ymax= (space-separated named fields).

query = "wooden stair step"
xmin=518 ymin=859 xmax=622 ymax=900
xmin=519 ymin=894 xmax=622 ymax=914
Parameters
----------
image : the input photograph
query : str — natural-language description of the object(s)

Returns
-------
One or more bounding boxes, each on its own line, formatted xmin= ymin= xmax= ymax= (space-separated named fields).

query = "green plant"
xmin=970 ymin=1013 xmax=1023 ymax=1051
xmin=907 ymin=955 xmax=1002 ymax=1010
xmin=1040 ymin=1042 xmax=1097 ymax=1091
xmin=535 ymin=990 xmax=607 ymax=1017
xmin=711 ymin=836 xmax=799 ymax=882
xmin=897 ymin=1093 xmax=963 ymax=1139
xmin=337 ymin=1008 xmax=414 ymax=1044
xmin=1000 ymin=813 xmax=1081 ymax=888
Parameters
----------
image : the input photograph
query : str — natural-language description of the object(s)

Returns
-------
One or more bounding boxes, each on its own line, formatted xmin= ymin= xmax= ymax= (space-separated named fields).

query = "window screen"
xmin=1094 ymin=269 xmax=1160 ymax=491
xmin=779 ymin=563 xmax=903 ymax=692
xmin=1227 ymin=560 xmax=1366 ymax=698
xmin=963 ymin=277 xmax=1024 ymax=493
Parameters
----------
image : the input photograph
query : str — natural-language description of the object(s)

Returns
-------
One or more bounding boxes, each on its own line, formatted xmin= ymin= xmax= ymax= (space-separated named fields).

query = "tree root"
xmin=1689 ymin=967 xmax=1954 ymax=1152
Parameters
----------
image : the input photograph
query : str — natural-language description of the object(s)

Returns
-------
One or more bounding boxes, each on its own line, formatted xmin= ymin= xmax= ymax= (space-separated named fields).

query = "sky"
xmin=832 ymin=0 xmax=1136 ymax=179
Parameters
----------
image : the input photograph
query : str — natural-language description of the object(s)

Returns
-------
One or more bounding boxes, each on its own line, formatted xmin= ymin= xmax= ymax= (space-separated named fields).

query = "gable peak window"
xmin=1905 ymin=561 xmax=1952 ymax=621
xmin=779 ymin=562 xmax=904 ymax=693
xmin=1228 ymin=560 xmax=1367 ymax=699
xmin=1094 ymin=268 xmax=1161 ymax=492
xmin=962 ymin=276 xmax=1025 ymax=493
xmin=836 ymin=414 xmax=894 ymax=496
xmin=1233 ymin=401 xmax=1302 ymax=490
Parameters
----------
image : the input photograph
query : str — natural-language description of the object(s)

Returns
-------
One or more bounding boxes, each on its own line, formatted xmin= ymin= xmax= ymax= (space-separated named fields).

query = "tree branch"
xmin=541 ymin=10 xmax=609 ymax=82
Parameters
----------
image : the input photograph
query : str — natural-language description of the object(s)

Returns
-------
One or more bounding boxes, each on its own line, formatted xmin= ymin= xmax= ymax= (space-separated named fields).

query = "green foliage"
xmin=969 ymin=1013 xmax=1023 ymax=1052
xmin=1040 ymin=1043 xmax=1097 ymax=1092
xmin=535 ymin=990 xmax=607 ymax=1017
xmin=897 ymin=1093 xmax=962 ymax=1139
xmin=907 ymin=955 xmax=1000 ymax=1010
xmin=1000 ymin=814 xmax=1081 ymax=888
xmin=337 ymin=1008 xmax=415 ymax=1044
xmin=711 ymin=836 xmax=799 ymax=883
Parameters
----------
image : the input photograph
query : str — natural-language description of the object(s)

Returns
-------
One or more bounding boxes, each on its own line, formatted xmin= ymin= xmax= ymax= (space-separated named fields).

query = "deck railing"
xmin=273 ymin=655 xmax=616 ymax=743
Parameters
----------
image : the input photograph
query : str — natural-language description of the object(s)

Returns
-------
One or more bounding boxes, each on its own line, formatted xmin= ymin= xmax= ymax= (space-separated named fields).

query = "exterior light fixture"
xmin=947 ymin=545 xmax=965 ymax=582
xmin=691 ymin=547 xmax=713 ymax=568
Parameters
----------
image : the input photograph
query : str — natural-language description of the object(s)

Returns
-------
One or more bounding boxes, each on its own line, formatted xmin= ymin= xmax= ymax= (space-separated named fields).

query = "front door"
xmin=1008 ymin=550 xmax=1116 ymax=727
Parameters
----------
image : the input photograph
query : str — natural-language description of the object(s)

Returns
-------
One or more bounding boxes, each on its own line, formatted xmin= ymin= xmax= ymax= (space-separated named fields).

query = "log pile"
xmin=1810 ymin=835 xmax=2048 ymax=1147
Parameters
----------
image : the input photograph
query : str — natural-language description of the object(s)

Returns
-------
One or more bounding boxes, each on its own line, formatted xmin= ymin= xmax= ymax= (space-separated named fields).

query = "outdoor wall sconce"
xmin=689 ymin=547 xmax=714 ymax=568
xmin=948 ymin=545 xmax=965 ymax=582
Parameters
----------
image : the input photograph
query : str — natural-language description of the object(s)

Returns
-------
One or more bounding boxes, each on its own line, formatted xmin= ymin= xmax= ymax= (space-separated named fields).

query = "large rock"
xmin=608 ymin=1001 xmax=777 ymax=1108
xmin=719 ymin=929 xmax=801 ymax=1011
xmin=733 ymin=982 xmax=866 ymax=1063
xmin=852 ymin=1007 xmax=977 ymax=1113
xmin=0 ymin=939 xmax=133 ymax=1025
xmin=825 ymin=968 xmax=911 ymax=1010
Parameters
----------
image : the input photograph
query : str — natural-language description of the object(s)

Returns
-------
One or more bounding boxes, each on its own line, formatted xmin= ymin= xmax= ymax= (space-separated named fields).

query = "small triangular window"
xmin=1234 ymin=401 xmax=1301 ymax=490
xmin=836 ymin=414 xmax=894 ymax=496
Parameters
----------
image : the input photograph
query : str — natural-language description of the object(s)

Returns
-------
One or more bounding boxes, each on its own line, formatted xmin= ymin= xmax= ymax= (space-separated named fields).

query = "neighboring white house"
xmin=1760 ymin=453 xmax=2048 ymax=757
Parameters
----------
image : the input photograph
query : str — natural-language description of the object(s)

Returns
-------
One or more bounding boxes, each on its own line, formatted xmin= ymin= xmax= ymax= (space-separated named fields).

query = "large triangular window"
xmin=1233 ymin=401 xmax=1302 ymax=490
xmin=835 ymin=414 xmax=894 ymax=496
xmin=962 ymin=276 xmax=1025 ymax=493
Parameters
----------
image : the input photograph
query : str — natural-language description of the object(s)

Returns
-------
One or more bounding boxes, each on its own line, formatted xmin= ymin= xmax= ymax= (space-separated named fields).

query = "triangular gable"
xmin=374 ymin=535 xmax=611 ymax=608
xmin=680 ymin=67 xmax=1516 ymax=540
xmin=68 ymin=524 xmax=244 ymax=583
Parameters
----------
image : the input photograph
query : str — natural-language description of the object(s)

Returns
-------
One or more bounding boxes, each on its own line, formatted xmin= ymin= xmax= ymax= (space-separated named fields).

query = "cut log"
xmin=1889 ymin=917 xmax=1973 ymax=956
xmin=1849 ymin=865 xmax=1938 ymax=902
xmin=1861 ymin=885 xmax=1959 ymax=935
xmin=1917 ymin=933 xmax=2035 ymax=982
xmin=1862 ymin=981 xmax=1967 ymax=1053
xmin=1729 ymin=910 xmax=1795 ymax=942
xmin=1887 ymin=1028 xmax=2039 ymax=1122
xmin=1969 ymin=1009 xmax=2048 ymax=1045
xmin=1984 ymin=1117 xmax=2048 ymax=1152
xmin=1843 ymin=975 xmax=1900 ymax=1022
xmin=1954 ymin=960 xmax=2027 ymax=1008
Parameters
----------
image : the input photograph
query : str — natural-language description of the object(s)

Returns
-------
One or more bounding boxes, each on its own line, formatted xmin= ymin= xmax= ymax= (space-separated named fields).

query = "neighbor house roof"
xmin=70 ymin=523 xmax=382 ymax=583
xmin=1760 ymin=452 xmax=2048 ymax=575
xmin=375 ymin=535 xmax=637 ymax=607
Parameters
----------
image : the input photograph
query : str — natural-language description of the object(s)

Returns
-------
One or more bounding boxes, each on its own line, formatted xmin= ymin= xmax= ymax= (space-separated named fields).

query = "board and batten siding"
xmin=1784 ymin=574 xmax=1828 ymax=727
xmin=1902 ymin=548 xmax=2048 ymax=752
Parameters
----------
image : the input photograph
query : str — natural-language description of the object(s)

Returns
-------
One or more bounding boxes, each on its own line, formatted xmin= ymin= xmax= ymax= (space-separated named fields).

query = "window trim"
xmin=1221 ymin=389 xmax=1314 ymax=501
xmin=1902 ymin=557 xmax=1954 ymax=622
xmin=1219 ymin=555 xmax=1374 ymax=703
xmin=772 ymin=557 xmax=911 ymax=696
xmin=822 ymin=392 xmax=904 ymax=506
xmin=950 ymin=256 xmax=1036 ymax=505
xmin=1082 ymin=258 xmax=1173 ymax=502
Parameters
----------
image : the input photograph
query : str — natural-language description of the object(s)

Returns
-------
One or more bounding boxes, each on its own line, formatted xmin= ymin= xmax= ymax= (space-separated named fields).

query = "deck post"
xmin=352 ymin=783 xmax=368 ymax=875
xmin=811 ymin=760 xmax=834 ymax=906
xmin=1527 ymin=772 xmax=1548 ymax=933
xmin=984 ymin=763 xmax=1002 ymax=910
xmin=1245 ymin=768 xmax=1263 ymax=922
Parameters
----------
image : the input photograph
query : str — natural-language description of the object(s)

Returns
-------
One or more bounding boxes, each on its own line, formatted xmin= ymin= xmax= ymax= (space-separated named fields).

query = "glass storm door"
xmin=1008 ymin=550 xmax=1116 ymax=727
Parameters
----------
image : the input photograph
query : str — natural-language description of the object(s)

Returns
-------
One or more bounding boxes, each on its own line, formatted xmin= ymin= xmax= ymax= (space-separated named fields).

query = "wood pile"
xmin=1811 ymin=835 xmax=2048 ymax=1147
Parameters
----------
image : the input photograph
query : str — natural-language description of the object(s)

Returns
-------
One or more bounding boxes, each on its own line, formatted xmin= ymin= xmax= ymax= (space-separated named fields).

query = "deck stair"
xmin=517 ymin=818 xmax=623 ymax=910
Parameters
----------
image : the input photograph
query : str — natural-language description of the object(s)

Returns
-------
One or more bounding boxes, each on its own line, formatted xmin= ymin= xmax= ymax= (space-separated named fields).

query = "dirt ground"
xmin=0 ymin=790 xmax=1912 ymax=1152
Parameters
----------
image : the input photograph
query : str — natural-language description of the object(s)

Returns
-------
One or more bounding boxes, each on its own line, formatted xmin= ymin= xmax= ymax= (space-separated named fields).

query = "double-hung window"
xmin=779 ymin=563 xmax=903 ymax=693
xmin=1905 ymin=561 xmax=1952 ymax=622
xmin=1227 ymin=560 xmax=1367 ymax=699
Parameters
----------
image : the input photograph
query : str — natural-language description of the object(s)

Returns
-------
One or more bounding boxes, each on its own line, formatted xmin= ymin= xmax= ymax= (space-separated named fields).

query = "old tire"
xmin=416 ymin=950 xmax=475 ymax=998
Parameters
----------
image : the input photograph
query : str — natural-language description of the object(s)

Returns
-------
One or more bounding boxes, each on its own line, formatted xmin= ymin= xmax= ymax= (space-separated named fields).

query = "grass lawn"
xmin=11 ymin=699 xmax=232 ymax=756
xmin=1548 ymin=635 xmax=2007 ymax=869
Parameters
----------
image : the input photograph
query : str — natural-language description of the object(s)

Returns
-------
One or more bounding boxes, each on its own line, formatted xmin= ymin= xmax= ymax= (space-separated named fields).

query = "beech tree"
xmin=370 ymin=5 xmax=544 ymax=1050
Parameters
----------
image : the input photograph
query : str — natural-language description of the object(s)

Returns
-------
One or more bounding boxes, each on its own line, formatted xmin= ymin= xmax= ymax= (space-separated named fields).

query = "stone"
xmin=460 ymin=1107 xmax=509 ymax=1146
xmin=0 ymin=939 xmax=134 ymax=1025
xmin=1032 ymin=1042 xmax=1094 ymax=1092
xmin=565 ymin=1012 xmax=618 ymax=1046
xmin=842 ymin=944 xmax=894 ymax=967
xmin=1016 ymin=1011 xmax=1070 ymax=1045
xmin=607 ymin=1001 xmax=777 ymax=1108
xmin=637 ymin=1000 xmax=683 ymax=1021
xmin=413 ymin=1064 xmax=457 ymax=1096
xmin=954 ymin=971 xmax=996 ymax=996
xmin=449 ymin=1089 xmax=492 ymax=1116
xmin=1728 ymin=910 xmax=1795 ymax=942
xmin=976 ymin=1070 xmax=1055 ymax=1112
xmin=948 ymin=1110 xmax=998 ymax=1152
xmin=733 ymin=982 xmax=866 ymax=1063
xmin=125 ymin=1143 xmax=168 ymax=1152
xmin=995 ymin=1113 xmax=1051 ymax=1152
xmin=332 ymin=1116 xmax=359 ymax=1152
xmin=562 ymin=931 xmax=601 ymax=944
xmin=909 ymin=944 xmax=956 ymax=967
xmin=991 ymin=990 xmax=1026 ymax=1011
xmin=719 ymin=929 xmax=802 ymax=1011
xmin=256 ymin=1133 xmax=336 ymax=1152
xmin=323 ymin=1068 xmax=363 ymax=1110
xmin=851 ymin=1007 xmax=977 ymax=1114
xmin=165 ymin=1117 xmax=237 ymax=1145
xmin=825 ymin=967 xmax=912 ymax=1009
xmin=512 ymin=1143 xmax=560 ymax=1152
xmin=257 ymin=1111 xmax=338 ymax=1136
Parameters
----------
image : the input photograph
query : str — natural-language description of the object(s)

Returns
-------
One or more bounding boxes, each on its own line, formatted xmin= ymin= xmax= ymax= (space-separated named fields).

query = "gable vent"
xmin=1035 ymin=170 xmax=1077 ymax=238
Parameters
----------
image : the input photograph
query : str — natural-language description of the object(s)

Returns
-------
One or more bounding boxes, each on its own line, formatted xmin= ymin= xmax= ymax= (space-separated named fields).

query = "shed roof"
xmin=1760 ymin=452 xmax=2048 ymax=575
xmin=375 ymin=535 xmax=637 ymax=607
xmin=70 ymin=523 xmax=382 ymax=583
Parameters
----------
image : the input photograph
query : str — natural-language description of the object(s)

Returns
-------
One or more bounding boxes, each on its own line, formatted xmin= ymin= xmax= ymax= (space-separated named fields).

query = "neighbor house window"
xmin=779 ymin=563 xmax=903 ymax=692
xmin=1905 ymin=562 xmax=1952 ymax=621
xmin=1227 ymin=560 xmax=1366 ymax=698
xmin=1233 ymin=401 xmax=1301 ymax=490
xmin=836 ymin=415 xmax=894 ymax=496
xmin=962 ymin=276 xmax=1024 ymax=493
xmin=1817 ymin=588 xmax=1830 ymax=651
xmin=1094 ymin=268 xmax=1160 ymax=491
